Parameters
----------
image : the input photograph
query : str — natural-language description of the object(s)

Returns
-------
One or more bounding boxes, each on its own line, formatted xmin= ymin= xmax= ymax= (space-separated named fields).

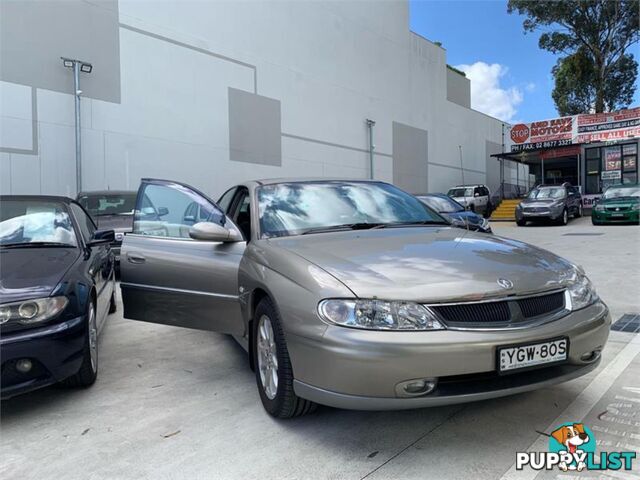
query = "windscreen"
xmin=257 ymin=181 xmax=445 ymax=238
xmin=0 ymin=199 xmax=77 ymax=247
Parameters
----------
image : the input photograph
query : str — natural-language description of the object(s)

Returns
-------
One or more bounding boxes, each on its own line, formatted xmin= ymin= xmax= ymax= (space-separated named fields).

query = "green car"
xmin=592 ymin=184 xmax=640 ymax=225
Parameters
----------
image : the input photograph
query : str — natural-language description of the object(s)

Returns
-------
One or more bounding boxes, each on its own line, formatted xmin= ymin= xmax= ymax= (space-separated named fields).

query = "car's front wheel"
xmin=559 ymin=208 xmax=569 ymax=225
xmin=253 ymin=297 xmax=316 ymax=418
xmin=516 ymin=218 xmax=526 ymax=226
xmin=576 ymin=204 xmax=583 ymax=218
xmin=63 ymin=300 xmax=98 ymax=388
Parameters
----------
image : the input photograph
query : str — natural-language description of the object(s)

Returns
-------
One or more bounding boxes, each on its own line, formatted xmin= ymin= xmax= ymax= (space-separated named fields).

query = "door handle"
xmin=127 ymin=253 xmax=146 ymax=264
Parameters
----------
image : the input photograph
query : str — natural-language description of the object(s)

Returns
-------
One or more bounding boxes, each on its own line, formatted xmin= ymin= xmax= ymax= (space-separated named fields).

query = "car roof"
xmin=250 ymin=177 xmax=390 ymax=186
xmin=78 ymin=190 xmax=137 ymax=196
xmin=0 ymin=195 xmax=75 ymax=203
xmin=415 ymin=193 xmax=449 ymax=198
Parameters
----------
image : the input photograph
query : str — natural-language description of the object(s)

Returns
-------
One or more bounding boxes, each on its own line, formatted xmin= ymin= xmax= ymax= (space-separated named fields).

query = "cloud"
xmin=455 ymin=62 xmax=523 ymax=123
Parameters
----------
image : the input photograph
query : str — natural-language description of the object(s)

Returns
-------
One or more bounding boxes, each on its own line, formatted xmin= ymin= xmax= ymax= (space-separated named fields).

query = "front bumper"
xmin=288 ymin=301 xmax=610 ymax=409
xmin=1 ymin=316 xmax=86 ymax=399
xmin=516 ymin=208 xmax=563 ymax=221
xmin=592 ymin=209 xmax=639 ymax=224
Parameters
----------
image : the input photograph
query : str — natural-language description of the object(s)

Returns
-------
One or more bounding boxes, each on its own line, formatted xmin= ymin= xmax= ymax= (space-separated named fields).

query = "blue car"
xmin=417 ymin=193 xmax=492 ymax=233
xmin=0 ymin=196 xmax=117 ymax=398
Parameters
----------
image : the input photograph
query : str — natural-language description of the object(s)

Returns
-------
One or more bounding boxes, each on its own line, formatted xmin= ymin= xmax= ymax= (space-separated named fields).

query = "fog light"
xmin=581 ymin=349 xmax=601 ymax=362
xmin=16 ymin=359 xmax=32 ymax=373
xmin=396 ymin=378 xmax=438 ymax=397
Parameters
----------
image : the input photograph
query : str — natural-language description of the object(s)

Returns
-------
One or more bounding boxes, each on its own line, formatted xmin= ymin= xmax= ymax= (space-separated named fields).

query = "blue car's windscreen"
xmin=0 ymin=199 xmax=77 ymax=247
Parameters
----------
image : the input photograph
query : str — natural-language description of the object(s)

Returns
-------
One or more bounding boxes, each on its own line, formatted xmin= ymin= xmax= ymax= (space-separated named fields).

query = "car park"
xmin=591 ymin=184 xmax=640 ymax=225
xmin=416 ymin=193 xmax=492 ymax=233
xmin=515 ymin=183 xmax=582 ymax=226
xmin=119 ymin=178 xmax=609 ymax=418
xmin=446 ymin=184 xmax=492 ymax=216
xmin=77 ymin=190 xmax=137 ymax=269
xmin=0 ymin=196 xmax=117 ymax=398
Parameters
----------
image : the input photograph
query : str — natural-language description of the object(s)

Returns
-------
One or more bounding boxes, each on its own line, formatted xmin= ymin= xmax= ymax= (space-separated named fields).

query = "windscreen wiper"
xmin=0 ymin=242 xmax=74 ymax=248
xmin=372 ymin=220 xmax=449 ymax=229
xmin=300 ymin=222 xmax=385 ymax=235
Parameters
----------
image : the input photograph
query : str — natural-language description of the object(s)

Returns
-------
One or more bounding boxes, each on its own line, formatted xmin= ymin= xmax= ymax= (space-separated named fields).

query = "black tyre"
xmin=559 ymin=208 xmax=569 ymax=226
xmin=591 ymin=216 xmax=600 ymax=226
xmin=253 ymin=297 xmax=317 ymax=418
xmin=108 ymin=289 xmax=117 ymax=314
xmin=576 ymin=204 xmax=583 ymax=218
xmin=516 ymin=219 xmax=526 ymax=227
xmin=484 ymin=202 xmax=493 ymax=219
xmin=63 ymin=300 xmax=98 ymax=388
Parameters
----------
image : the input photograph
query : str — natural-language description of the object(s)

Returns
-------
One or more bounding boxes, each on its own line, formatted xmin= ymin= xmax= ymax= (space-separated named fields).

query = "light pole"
xmin=61 ymin=57 xmax=92 ymax=195
xmin=366 ymin=119 xmax=376 ymax=179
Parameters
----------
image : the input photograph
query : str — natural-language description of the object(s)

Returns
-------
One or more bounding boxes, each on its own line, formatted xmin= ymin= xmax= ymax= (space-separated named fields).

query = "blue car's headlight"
xmin=0 ymin=296 xmax=68 ymax=325
xmin=318 ymin=299 xmax=445 ymax=330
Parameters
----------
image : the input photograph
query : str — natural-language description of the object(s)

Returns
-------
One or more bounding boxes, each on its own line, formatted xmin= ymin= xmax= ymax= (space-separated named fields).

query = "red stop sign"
xmin=510 ymin=124 xmax=530 ymax=144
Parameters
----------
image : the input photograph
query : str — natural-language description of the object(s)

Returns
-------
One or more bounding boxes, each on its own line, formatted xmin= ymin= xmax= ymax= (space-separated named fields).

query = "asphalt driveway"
xmin=1 ymin=217 xmax=639 ymax=480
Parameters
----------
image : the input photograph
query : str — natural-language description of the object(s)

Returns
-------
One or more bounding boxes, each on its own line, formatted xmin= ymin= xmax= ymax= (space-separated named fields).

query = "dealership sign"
xmin=510 ymin=107 xmax=640 ymax=153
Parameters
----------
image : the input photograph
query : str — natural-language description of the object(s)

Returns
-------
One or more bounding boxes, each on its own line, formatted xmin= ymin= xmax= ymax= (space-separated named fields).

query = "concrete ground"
xmin=1 ymin=217 xmax=639 ymax=480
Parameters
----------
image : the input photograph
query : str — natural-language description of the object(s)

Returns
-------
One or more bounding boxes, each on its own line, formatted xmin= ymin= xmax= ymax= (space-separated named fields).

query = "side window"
xmin=217 ymin=187 xmax=237 ymax=214
xmin=474 ymin=187 xmax=481 ymax=196
xmin=229 ymin=189 xmax=251 ymax=240
xmin=133 ymin=182 xmax=224 ymax=239
xmin=70 ymin=203 xmax=96 ymax=242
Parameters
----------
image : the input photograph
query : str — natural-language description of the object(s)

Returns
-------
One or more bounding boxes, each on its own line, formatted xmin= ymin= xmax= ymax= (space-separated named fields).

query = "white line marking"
xmin=500 ymin=335 xmax=640 ymax=480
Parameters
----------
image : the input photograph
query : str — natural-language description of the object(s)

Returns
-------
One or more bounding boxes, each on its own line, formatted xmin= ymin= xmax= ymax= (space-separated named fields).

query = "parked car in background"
xmin=119 ymin=178 xmax=608 ymax=418
xmin=591 ymin=184 xmax=640 ymax=225
xmin=515 ymin=183 xmax=582 ymax=226
xmin=446 ymin=184 xmax=492 ymax=216
xmin=77 ymin=190 xmax=136 ymax=268
xmin=0 ymin=196 xmax=116 ymax=398
xmin=416 ymin=193 xmax=492 ymax=233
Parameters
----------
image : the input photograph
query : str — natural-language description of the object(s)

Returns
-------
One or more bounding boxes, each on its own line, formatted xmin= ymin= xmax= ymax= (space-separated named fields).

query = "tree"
xmin=508 ymin=0 xmax=640 ymax=114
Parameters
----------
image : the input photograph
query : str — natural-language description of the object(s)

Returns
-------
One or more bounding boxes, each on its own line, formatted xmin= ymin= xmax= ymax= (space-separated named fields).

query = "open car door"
xmin=120 ymin=179 xmax=245 ymax=334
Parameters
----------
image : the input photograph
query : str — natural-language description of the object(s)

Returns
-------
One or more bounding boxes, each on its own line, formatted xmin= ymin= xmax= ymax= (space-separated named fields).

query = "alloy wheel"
xmin=563 ymin=209 xmax=568 ymax=225
xmin=257 ymin=314 xmax=278 ymax=400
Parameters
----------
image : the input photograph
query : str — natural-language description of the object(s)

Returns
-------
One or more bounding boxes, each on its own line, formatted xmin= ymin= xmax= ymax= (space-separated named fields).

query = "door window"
xmin=133 ymin=182 xmax=224 ymax=239
xmin=70 ymin=203 xmax=97 ymax=242
xmin=217 ymin=187 xmax=237 ymax=213
xmin=229 ymin=189 xmax=252 ymax=240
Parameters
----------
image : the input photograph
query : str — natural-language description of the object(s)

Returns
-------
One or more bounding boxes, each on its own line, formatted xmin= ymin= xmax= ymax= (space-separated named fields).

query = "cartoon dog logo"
xmin=551 ymin=423 xmax=590 ymax=471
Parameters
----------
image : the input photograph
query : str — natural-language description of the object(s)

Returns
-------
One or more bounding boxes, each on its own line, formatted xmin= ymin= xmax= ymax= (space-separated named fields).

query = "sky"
xmin=409 ymin=0 xmax=639 ymax=124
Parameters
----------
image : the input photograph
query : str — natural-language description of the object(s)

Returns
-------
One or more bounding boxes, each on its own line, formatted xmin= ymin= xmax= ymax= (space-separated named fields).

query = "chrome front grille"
xmin=518 ymin=291 xmax=564 ymax=318
xmin=429 ymin=290 xmax=566 ymax=329
xmin=433 ymin=301 xmax=510 ymax=324
xmin=606 ymin=206 xmax=629 ymax=212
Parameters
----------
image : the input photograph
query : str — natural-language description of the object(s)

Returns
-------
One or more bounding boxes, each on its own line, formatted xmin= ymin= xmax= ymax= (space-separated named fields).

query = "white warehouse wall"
xmin=0 ymin=0 xmax=521 ymax=199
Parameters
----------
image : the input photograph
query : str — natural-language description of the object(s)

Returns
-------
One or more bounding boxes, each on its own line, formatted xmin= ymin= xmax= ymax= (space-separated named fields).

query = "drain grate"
xmin=562 ymin=233 xmax=605 ymax=236
xmin=611 ymin=313 xmax=640 ymax=333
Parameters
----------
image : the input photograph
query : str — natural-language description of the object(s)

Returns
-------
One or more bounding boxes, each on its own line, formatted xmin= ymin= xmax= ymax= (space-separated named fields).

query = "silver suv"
xmin=447 ymin=184 xmax=492 ymax=216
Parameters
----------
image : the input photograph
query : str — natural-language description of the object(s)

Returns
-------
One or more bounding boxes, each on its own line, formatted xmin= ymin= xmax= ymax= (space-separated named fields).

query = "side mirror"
xmin=88 ymin=229 xmax=115 ymax=246
xmin=189 ymin=222 xmax=243 ymax=242
xmin=157 ymin=207 xmax=169 ymax=217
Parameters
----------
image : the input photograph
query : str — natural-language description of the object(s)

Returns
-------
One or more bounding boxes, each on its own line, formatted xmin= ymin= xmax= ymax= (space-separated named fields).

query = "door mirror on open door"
xmin=189 ymin=222 xmax=242 ymax=242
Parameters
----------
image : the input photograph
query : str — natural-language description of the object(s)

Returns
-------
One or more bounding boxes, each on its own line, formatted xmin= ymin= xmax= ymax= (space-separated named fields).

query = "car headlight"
xmin=318 ymin=299 xmax=445 ymax=330
xmin=631 ymin=203 xmax=639 ymax=211
xmin=595 ymin=204 xmax=605 ymax=212
xmin=479 ymin=218 xmax=490 ymax=229
xmin=566 ymin=274 xmax=598 ymax=311
xmin=0 ymin=296 xmax=68 ymax=325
